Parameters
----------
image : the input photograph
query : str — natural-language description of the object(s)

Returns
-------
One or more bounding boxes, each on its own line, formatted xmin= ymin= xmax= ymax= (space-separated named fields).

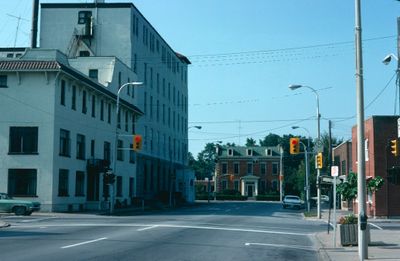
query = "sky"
xmin=1 ymin=0 xmax=400 ymax=158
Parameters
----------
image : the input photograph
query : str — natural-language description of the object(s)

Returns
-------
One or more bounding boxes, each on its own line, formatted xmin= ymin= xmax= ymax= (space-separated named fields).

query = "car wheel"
xmin=24 ymin=211 xmax=32 ymax=216
xmin=282 ymin=205 xmax=286 ymax=209
xmin=14 ymin=206 xmax=27 ymax=216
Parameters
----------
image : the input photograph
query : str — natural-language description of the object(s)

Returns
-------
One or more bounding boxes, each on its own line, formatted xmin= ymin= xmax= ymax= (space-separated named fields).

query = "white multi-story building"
xmin=0 ymin=1 xmax=191 ymax=211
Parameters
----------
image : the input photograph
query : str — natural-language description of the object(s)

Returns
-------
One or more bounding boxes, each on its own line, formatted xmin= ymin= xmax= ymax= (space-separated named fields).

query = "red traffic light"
xmin=135 ymin=135 xmax=142 ymax=142
xmin=291 ymin=139 xmax=298 ymax=145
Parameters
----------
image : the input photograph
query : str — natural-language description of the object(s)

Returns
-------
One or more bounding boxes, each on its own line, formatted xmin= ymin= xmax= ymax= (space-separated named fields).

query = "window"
xmin=125 ymin=111 xmax=129 ymax=132
xmin=82 ymin=90 xmax=87 ymax=114
xmin=272 ymin=163 xmax=279 ymax=175
xmin=8 ymin=169 xmax=37 ymax=196
xmin=72 ymin=85 xmax=76 ymax=110
xmin=222 ymin=180 xmax=228 ymax=190
xmin=222 ymin=163 xmax=228 ymax=174
xmin=75 ymin=171 xmax=85 ymax=196
xmin=118 ymin=72 xmax=121 ymax=88
xmin=89 ymin=69 xmax=98 ymax=80
xmin=228 ymin=148 xmax=233 ymax=156
xmin=76 ymin=134 xmax=86 ymax=160
xmin=60 ymin=80 xmax=66 ymax=106
xmin=0 ymin=75 xmax=7 ymax=88
xmin=6 ymin=53 xmax=13 ymax=58
xmin=129 ymin=177 xmax=135 ymax=197
xmin=79 ymin=51 xmax=90 ymax=57
xmin=234 ymin=163 xmax=239 ymax=174
xmin=78 ymin=11 xmax=92 ymax=24
xmin=117 ymin=110 xmax=121 ymax=129
xmin=246 ymin=149 xmax=253 ymax=156
xmin=117 ymin=139 xmax=124 ymax=161
xmin=144 ymin=92 xmax=147 ymax=115
xmin=150 ymin=96 xmax=153 ymax=119
xmin=341 ymin=160 xmax=346 ymax=176
xmin=91 ymin=95 xmax=96 ymax=118
xmin=247 ymin=163 xmax=253 ymax=175
xmin=261 ymin=163 xmax=266 ymax=175
xmin=100 ymin=100 xmax=104 ymax=121
xmin=365 ymin=139 xmax=369 ymax=161
xmin=90 ymin=140 xmax=95 ymax=158
xmin=131 ymin=114 xmax=136 ymax=134
xmin=133 ymin=54 xmax=137 ymax=73
xmin=234 ymin=180 xmax=239 ymax=191
xmin=116 ymin=176 xmax=122 ymax=197
xmin=9 ymin=127 xmax=38 ymax=154
xmin=58 ymin=169 xmax=69 ymax=197
xmin=60 ymin=129 xmax=71 ymax=157
xmin=129 ymin=144 xmax=135 ymax=163
xmin=107 ymin=103 xmax=111 ymax=123
xmin=104 ymin=142 xmax=111 ymax=162
xmin=272 ymin=180 xmax=278 ymax=191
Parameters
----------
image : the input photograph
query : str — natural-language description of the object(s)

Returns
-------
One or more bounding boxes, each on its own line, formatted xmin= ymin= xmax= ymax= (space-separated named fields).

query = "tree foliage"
xmin=336 ymin=172 xmax=385 ymax=202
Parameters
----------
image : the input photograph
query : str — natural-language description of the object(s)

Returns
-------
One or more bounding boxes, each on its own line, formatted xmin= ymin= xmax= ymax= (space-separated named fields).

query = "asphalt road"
xmin=0 ymin=201 xmax=328 ymax=261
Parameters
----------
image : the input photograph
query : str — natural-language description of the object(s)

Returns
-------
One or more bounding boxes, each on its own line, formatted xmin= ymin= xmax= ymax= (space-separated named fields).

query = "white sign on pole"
xmin=331 ymin=166 xmax=339 ymax=177
xmin=397 ymin=118 xmax=400 ymax=138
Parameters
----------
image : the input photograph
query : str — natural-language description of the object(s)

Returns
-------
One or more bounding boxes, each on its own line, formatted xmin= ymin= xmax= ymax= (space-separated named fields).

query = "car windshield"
xmin=0 ymin=194 xmax=12 ymax=200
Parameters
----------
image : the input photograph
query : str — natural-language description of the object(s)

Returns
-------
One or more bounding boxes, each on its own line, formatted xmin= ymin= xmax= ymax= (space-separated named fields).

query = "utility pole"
xmin=279 ymin=146 xmax=284 ymax=202
xmin=355 ymin=0 xmax=368 ymax=259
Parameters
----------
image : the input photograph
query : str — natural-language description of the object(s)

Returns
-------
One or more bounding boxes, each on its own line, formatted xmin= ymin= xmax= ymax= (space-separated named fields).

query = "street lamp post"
xmin=111 ymin=81 xmax=143 ymax=214
xmin=292 ymin=126 xmax=311 ymax=213
xmin=289 ymin=84 xmax=322 ymax=219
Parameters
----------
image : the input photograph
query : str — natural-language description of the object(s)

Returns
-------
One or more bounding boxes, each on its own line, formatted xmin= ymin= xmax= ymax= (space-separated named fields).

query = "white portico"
xmin=241 ymin=175 xmax=260 ymax=197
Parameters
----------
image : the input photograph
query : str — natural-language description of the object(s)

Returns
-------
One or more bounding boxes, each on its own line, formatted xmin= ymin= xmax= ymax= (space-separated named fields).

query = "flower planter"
xmin=339 ymin=223 xmax=370 ymax=246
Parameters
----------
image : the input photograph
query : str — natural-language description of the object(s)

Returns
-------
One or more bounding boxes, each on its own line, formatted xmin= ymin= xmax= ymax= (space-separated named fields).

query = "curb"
xmin=313 ymin=233 xmax=332 ymax=261
xmin=0 ymin=221 xmax=10 ymax=228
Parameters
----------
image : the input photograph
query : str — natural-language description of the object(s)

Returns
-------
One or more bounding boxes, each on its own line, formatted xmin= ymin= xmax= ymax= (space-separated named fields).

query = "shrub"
xmin=339 ymin=214 xmax=358 ymax=225
xmin=256 ymin=194 xmax=280 ymax=201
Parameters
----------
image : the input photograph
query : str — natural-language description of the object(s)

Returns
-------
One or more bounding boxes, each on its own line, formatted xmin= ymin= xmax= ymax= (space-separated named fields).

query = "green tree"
xmin=189 ymin=142 xmax=219 ymax=180
xmin=246 ymin=138 xmax=257 ymax=146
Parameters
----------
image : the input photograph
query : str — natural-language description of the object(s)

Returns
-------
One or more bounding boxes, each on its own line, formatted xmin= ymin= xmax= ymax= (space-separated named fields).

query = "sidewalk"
xmin=311 ymin=210 xmax=400 ymax=261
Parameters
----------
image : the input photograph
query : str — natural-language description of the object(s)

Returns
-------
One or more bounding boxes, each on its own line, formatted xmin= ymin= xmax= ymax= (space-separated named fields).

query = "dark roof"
xmin=0 ymin=60 xmax=143 ymax=116
xmin=175 ymin=52 xmax=191 ymax=65
xmin=218 ymin=146 xmax=281 ymax=158
xmin=0 ymin=60 xmax=61 ymax=71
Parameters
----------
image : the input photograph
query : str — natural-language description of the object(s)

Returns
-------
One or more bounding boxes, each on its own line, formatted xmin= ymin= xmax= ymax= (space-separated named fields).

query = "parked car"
xmin=0 ymin=193 xmax=40 ymax=215
xmin=282 ymin=195 xmax=303 ymax=209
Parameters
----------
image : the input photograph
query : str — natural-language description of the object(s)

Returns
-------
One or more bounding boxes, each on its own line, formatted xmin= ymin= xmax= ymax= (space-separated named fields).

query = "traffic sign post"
xmin=331 ymin=165 xmax=339 ymax=248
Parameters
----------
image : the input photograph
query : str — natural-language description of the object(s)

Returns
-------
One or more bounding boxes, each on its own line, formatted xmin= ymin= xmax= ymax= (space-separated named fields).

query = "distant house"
xmin=352 ymin=116 xmax=400 ymax=217
xmin=215 ymin=146 xmax=281 ymax=197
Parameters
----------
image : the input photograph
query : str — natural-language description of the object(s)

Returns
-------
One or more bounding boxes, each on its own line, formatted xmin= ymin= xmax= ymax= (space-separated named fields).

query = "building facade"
xmin=0 ymin=2 xmax=191 ymax=211
xmin=352 ymin=116 xmax=400 ymax=217
xmin=215 ymin=146 xmax=281 ymax=197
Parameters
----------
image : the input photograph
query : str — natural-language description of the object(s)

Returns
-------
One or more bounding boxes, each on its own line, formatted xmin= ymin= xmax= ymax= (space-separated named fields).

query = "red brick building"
xmin=352 ymin=116 xmax=400 ymax=217
xmin=215 ymin=146 xmax=281 ymax=197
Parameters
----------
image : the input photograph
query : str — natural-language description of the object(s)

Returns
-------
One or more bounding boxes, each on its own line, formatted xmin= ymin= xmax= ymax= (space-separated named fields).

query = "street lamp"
xmin=292 ymin=126 xmax=311 ymax=212
xmin=289 ymin=84 xmax=322 ymax=219
xmin=111 ymin=81 xmax=143 ymax=214
xmin=188 ymin=125 xmax=202 ymax=130
xmin=382 ymin=53 xmax=400 ymax=114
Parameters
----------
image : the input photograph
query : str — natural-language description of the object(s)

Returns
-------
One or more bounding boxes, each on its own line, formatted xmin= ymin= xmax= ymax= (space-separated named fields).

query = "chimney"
xmin=31 ymin=0 xmax=39 ymax=48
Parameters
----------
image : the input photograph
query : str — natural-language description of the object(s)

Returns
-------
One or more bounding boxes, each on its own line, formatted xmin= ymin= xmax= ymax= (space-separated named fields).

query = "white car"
xmin=282 ymin=195 xmax=303 ymax=209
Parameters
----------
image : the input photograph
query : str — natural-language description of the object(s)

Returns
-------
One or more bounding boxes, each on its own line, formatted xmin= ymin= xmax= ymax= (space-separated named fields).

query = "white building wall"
xmin=0 ymin=71 xmax=57 ymax=210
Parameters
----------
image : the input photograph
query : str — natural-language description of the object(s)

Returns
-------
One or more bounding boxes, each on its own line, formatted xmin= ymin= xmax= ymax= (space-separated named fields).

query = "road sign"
xmin=331 ymin=166 xmax=339 ymax=177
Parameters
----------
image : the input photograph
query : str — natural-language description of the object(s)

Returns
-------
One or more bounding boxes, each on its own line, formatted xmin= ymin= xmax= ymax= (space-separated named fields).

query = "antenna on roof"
xmin=7 ymin=13 xmax=29 ymax=47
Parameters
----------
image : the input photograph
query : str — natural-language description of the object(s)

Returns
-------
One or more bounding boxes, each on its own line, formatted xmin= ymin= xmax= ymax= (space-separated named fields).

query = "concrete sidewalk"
xmin=311 ymin=210 xmax=400 ymax=260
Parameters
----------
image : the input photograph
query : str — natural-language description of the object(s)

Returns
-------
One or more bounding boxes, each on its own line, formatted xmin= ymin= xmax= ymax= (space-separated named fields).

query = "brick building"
xmin=352 ymin=116 xmax=400 ymax=217
xmin=215 ymin=146 xmax=281 ymax=197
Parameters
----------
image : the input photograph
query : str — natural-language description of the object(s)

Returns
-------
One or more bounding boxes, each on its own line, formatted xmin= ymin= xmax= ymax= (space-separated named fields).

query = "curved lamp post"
xmin=111 ymin=81 xmax=143 ymax=214
xmin=289 ymin=84 xmax=322 ymax=219
xmin=382 ymin=53 xmax=399 ymax=114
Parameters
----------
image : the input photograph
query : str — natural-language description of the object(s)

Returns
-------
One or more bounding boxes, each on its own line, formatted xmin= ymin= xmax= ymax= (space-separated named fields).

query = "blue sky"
xmin=1 ymin=0 xmax=399 ymax=157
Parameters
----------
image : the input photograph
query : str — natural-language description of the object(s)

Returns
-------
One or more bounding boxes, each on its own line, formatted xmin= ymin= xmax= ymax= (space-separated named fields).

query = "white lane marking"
xmin=137 ymin=225 xmax=158 ymax=231
xmin=11 ymin=223 xmax=311 ymax=236
xmin=61 ymin=237 xmax=107 ymax=249
xmin=245 ymin=242 xmax=316 ymax=251
xmin=369 ymin=222 xmax=383 ymax=230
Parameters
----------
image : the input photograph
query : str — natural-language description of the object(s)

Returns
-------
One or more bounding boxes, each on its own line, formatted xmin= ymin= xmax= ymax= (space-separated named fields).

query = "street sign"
xmin=331 ymin=166 xmax=339 ymax=177
xmin=314 ymin=138 xmax=324 ymax=153
xmin=397 ymin=118 xmax=400 ymax=138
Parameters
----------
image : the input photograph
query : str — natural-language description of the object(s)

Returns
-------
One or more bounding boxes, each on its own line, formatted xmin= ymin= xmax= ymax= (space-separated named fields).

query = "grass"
xmin=303 ymin=210 xmax=318 ymax=217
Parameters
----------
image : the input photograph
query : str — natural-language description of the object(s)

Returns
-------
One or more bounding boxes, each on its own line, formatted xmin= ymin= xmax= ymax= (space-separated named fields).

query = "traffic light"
xmin=289 ymin=137 xmax=300 ymax=154
xmin=108 ymin=173 xmax=116 ymax=184
xmin=390 ymin=139 xmax=398 ymax=156
xmin=133 ymin=134 xmax=143 ymax=151
xmin=316 ymin=152 xmax=323 ymax=169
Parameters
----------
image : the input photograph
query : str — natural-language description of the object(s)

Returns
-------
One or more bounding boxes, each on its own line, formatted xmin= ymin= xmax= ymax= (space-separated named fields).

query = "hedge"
xmin=256 ymin=194 xmax=280 ymax=201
